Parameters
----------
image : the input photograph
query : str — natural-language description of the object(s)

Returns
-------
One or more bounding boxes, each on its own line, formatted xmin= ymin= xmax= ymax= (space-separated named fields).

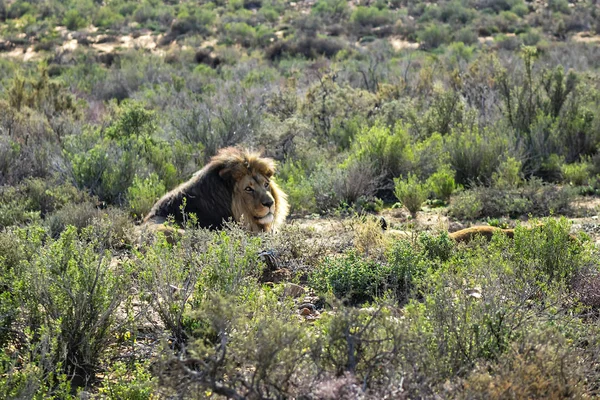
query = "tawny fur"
xmin=143 ymin=147 xmax=289 ymax=233
xmin=449 ymin=225 xmax=579 ymax=244
xmin=449 ymin=226 xmax=514 ymax=243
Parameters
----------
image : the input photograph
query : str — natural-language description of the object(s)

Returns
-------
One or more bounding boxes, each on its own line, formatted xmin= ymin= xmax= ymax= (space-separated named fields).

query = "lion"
xmin=449 ymin=226 xmax=514 ymax=243
xmin=143 ymin=147 xmax=289 ymax=234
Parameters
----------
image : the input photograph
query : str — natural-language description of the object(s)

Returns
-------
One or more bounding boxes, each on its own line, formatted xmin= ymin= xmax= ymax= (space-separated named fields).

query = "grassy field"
xmin=2 ymin=0 xmax=600 ymax=398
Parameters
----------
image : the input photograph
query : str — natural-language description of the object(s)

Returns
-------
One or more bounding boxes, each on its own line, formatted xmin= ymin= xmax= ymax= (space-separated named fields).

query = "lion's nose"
xmin=262 ymin=199 xmax=274 ymax=208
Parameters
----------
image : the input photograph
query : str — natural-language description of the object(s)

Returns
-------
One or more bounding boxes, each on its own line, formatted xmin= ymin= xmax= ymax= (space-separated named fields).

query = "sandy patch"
xmin=388 ymin=36 xmax=419 ymax=51
xmin=572 ymin=32 xmax=600 ymax=44
xmin=60 ymin=39 xmax=79 ymax=52
xmin=91 ymin=33 xmax=157 ymax=53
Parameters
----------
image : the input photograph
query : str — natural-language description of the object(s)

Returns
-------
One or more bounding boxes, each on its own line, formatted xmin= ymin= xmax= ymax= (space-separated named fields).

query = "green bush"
xmin=512 ymin=217 xmax=583 ymax=284
xmin=97 ymin=361 xmax=156 ymax=399
xmin=310 ymin=251 xmax=387 ymax=305
xmin=63 ymin=9 xmax=87 ymax=30
xmin=418 ymin=231 xmax=455 ymax=262
xmin=350 ymin=6 xmax=392 ymax=30
xmin=418 ymin=24 xmax=450 ymax=49
xmin=426 ymin=166 xmax=457 ymax=202
xmin=562 ymin=161 xmax=591 ymax=186
xmin=492 ymin=157 xmax=523 ymax=189
xmin=15 ymin=225 xmax=131 ymax=387
xmin=346 ymin=124 xmax=414 ymax=179
xmin=394 ymin=173 xmax=428 ymax=217
xmin=65 ymin=101 xmax=179 ymax=204
xmin=450 ymin=178 xmax=574 ymax=220
xmin=127 ymin=173 xmax=166 ymax=219
xmin=279 ymin=160 xmax=317 ymax=213
xmin=446 ymin=124 xmax=511 ymax=186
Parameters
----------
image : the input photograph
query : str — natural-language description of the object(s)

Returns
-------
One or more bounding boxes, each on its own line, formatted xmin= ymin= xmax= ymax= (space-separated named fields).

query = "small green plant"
xmin=492 ymin=157 xmax=523 ymax=189
xmin=98 ymin=361 xmax=156 ymax=399
xmin=426 ymin=166 xmax=457 ymax=203
xmin=562 ymin=161 xmax=591 ymax=186
xmin=127 ymin=173 xmax=166 ymax=219
xmin=310 ymin=251 xmax=386 ymax=305
xmin=394 ymin=173 xmax=428 ymax=217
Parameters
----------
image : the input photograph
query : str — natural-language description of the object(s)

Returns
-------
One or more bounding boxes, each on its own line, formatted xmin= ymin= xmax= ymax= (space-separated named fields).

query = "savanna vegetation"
xmin=2 ymin=0 xmax=600 ymax=398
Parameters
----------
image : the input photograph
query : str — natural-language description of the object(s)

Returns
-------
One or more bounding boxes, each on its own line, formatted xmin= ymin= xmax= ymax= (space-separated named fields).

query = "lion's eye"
xmin=245 ymin=186 xmax=254 ymax=192
xmin=264 ymin=182 xmax=269 ymax=188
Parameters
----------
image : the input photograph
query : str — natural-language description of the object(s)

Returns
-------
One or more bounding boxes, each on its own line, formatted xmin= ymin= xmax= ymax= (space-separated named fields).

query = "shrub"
xmin=138 ymin=225 xmax=264 ymax=344
xmin=461 ymin=331 xmax=585 ymax=399
xmin=562 ymin=161 xmax=591 ymax=186
xmin=418 ymin=231 xmax=455 ymax=262
xmin=426 ymin=166 xmax=457 ymax=202
xmin=548 ymin=0 xmax=570 ymax=14
xmin=66 ymin=101 xmax=179 ymax=203
xmin=512 ymin=217 xmax=583 ymax=284
xmin=127 ymin=173 xmax=166 ymax=219
xmin=278 ymin=160 xmax=317 ymax=213
xmin=45 ymin=201 xmax=101 ymax=238
xmin=15 ymin=225 xmax=131 ymax=387
xmin=418 ymin=24 xmax=450 ymax=49
xmin=346 ymin=124 xmax=414 ymax=179
xmin=492 ymin=157 xmax=523 ymax=189
xmin=450 ymin=179 xmax=575 ymax=220
xmin=63 ymin=9 xmax=87 ymax=30
xmin=312 ymin=0 xmax=350 ymax=22
xmin=97 ymin=361 xmax=156 ymax=399
xmin=310 ymin=251 xmax=387 ymax=305
xmin=394 ymin=173 xmax=428 ymax=217
xmin=350 ymin=6 xmax=392 ymax=30
xmin=454 ymin=27 xmax=479 ymax=45
xmin=386 ymin=239 xmax=429 ymax=302
xmin=445 ymin=124 xmax=512 ymax=186
xmin=265 ymin=36 xmax=345 ymax=60
xmin=157 ymin=293 xmax=313 ymax=398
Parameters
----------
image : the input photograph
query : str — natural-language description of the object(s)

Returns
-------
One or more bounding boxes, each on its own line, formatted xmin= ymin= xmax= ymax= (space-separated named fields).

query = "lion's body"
xmin=449 ymin=224 xmax=580 ymax=245
xmin=449 ymin=226 xmax=514 ymax=243
xmin=143 ymin=147 xmax=289 ymax=232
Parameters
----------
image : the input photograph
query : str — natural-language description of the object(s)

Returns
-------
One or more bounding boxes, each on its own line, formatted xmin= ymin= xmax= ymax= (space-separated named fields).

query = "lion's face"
xmin=233 ymin=172 xmax=276 ymax=227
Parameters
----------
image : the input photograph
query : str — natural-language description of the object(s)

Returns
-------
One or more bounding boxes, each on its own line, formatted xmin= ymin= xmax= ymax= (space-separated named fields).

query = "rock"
xmin=283 ymin=283 xmax=305 ymax=298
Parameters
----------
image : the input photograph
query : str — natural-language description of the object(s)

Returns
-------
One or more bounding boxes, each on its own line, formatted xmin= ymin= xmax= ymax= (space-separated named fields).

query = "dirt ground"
xmin=287 ymin=195 xmax=600 ymax=249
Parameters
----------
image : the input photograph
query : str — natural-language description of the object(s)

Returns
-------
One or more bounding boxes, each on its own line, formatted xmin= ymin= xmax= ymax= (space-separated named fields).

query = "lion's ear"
xmin=219 ymin=167 xmax=233 ymax=180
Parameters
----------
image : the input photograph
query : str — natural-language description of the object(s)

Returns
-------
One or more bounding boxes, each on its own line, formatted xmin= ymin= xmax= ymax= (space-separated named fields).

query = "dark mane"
xmin=144 ymin=162 xmax=234 ymax=229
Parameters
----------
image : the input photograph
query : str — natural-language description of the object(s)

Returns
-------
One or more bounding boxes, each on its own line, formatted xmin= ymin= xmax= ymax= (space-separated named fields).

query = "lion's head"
xmin=213 ymin=147 xmax=289 ymax=232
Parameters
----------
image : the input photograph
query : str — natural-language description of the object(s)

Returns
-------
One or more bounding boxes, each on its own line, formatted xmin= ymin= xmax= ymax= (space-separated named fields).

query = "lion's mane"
xmin=143 ymin=147 xmax=289 ymax=232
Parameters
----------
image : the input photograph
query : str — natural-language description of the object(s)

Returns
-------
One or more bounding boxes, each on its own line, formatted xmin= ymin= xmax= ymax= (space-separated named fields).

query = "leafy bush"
xmin=418 ymin=24 xmax=450 ymax=49
xmin=97 ymin=361 xmax=156 ymax=399
xmin=15 ymin=225 xmax=131 ymax=387
xmin=138 ymin=225 xmax=264 ymax=344
xmin=562 ymin=161 xmax=591 ymax=186
xmin=450 ymin=178 xmax=574 ymax=220
xmin=492 ymin=157 xmax=523 ymax=189
xmin=346 ymin=124 xmax=414 ymax=179
xmin=426 ymin=166 xmax=457 ymax=202
xmin=394 ymin=173 xmax=428 ymax=217
xmin=65 ymin=101 xmax=179 ymax=203
xmin=350 ymin=6 xmax=392 ymax=30
xmin=127 ymin=173 xmax=166 ymax=219
xmin=63 ymin=9 xmax=87 ymax=30
xmin=445 ymin=124 xmax=512 ymax=186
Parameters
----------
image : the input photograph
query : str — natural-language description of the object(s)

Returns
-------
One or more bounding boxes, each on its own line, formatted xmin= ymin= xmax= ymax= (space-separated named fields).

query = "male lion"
xmin=143 ymin=147 xmax=289 ymax=233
